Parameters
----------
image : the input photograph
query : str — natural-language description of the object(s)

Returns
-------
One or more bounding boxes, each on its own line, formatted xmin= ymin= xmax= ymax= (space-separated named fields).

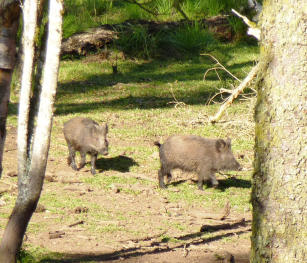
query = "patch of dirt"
xmin=0 ymin=125 xmax=251 ymax=263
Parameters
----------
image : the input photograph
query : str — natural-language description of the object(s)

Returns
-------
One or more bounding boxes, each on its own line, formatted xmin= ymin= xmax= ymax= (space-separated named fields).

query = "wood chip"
xmin=69 ymin=220 xmax=84 ymax=227
xmin=49 ymin=231 xmax=65 ymax=239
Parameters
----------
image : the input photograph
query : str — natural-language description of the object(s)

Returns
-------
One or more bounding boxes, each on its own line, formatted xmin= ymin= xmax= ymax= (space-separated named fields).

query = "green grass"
xmin=160 ymin=22 xmax=217 ymax=56
xmin=163 ymin=175 xmax=252 ymax=212
xmin=62 ymin=0 xmax=250 ymax=39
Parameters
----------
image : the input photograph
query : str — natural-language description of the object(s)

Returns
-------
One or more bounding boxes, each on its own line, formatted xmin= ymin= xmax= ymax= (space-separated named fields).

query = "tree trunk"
xmin=0 ymin=0 xmax=20 ymax=178
xmin=0 ymin=0 xmax=63 ymax=262
xmin=251 ymin=1 xmax=306 ymax=262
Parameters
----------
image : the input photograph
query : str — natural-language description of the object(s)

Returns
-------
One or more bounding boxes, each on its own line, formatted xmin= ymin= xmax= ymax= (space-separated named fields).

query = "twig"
xmin=5 ymin=148 xmax=17 ymax=152
xmin=200 ymin=218 xmax=246 ymax=232
xmin=183 ymin=243 xmax=189 ymax=257
xmin=122 ymin=0 xmax=158 ymax=16
xmin=49 ymin=231 xmax=65 ymax=239
xmin=173 ymin=0 xmax=189 ymax=21
xmin=209 ymin=63 xmax=260 ymax=123
xmin=68 ymin=220 xmax=84 ymax=227
xmin=202 ymin=54 xmax=241 ymax=82
xmin=220 ymin=201 xmax=231 ymax=220
xmin=168 ymin=86 xmax=186 ymax=108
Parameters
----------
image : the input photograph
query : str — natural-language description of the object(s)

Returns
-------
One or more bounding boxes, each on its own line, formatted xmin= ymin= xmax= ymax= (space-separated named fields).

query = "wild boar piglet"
xmin=63 ymin=117 xmax=108 ymax=175
xmin=154 ymin=135 xmax=241 ymax=190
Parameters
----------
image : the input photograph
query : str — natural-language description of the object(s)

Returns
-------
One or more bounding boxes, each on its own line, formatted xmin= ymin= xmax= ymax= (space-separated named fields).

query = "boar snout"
xmin=100 ymin=148 xmax=108 ymax=156
xmin=232 ymin=159 xmax=242 ymax=171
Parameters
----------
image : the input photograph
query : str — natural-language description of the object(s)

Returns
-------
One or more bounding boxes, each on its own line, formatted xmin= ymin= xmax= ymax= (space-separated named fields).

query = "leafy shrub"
xmin=115 ymin=24 xmax=158 ymax=58
xmin=154 ymin=0 xmax=173 ymax=20
xmin=161 ymin=22 xmax=217 ymax=55
xmin=199 ymin=0 xmax=225 ymax=16
xmin=63 ymin=0 xmax=113 ymax=38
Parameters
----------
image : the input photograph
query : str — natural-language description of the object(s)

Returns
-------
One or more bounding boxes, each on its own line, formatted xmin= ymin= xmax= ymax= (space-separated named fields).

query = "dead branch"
xmin=220 ymin=201 xmax=231 ymax=220
xmin=49 ymin=231 xmax=65 ymax=239
xmin=167 ymin=86 xmax=186 ymax=108
xmin=209 ymin=63 xmax=261 ymax=123
xmin=200 ymin=218 xmax=247 ymax=232
xmin=68 ymin=220 xmax=84 ymax=227
xmin=202 ymin=54 xmax=241 ymax=82
xmin=231 ymin=9 xmax=260 ymax=40
xmin=183 ymin=243 xmax=189 ymax=257
xmin=122 ymin=0 xmax=158 ymax=16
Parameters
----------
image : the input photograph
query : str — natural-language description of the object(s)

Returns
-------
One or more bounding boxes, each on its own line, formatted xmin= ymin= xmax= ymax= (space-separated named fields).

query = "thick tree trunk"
xmin=0 ymin=0 xmax=20 ymax=178
xmin=251 ymin=1 xmax=306 ymax=262
xmin=0 ymin=0 xmax=63 ymax=262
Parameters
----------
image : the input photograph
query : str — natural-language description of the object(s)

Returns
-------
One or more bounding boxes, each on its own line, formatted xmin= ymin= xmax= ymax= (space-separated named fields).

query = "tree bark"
xmin=0 ymin=0 xmax=63 ymax=262
xmin=0 ymin=0 xmax=20 ymax=178
xmin=251 ymin=1 xmax=306 ymax=262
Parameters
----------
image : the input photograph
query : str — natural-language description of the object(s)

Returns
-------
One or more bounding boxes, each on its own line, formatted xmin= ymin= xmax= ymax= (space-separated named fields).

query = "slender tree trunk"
xmin=251 ymin=1 xmax=306 ymax=262
xmin=17 ymin=0 xmax=38 ymax=177
xmin=0 ymin=0 xmax=63 ymax=262
xmin=0 ymin=0 xmax=20 ymax=178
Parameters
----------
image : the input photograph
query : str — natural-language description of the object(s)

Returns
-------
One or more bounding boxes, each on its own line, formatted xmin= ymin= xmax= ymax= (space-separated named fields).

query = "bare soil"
xmin=0 ymin=125 xmax=251 ymax=263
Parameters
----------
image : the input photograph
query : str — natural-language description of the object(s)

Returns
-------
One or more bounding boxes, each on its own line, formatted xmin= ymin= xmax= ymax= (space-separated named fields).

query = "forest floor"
xmin=0 ymin=46 xmax=257 ymax=262
xmin=1 ymin=124 xmax=251 ymax=263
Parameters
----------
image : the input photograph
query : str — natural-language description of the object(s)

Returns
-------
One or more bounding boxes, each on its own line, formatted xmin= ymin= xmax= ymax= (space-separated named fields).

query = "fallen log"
xmin=61 ymin=16 xmax=234 ymax=57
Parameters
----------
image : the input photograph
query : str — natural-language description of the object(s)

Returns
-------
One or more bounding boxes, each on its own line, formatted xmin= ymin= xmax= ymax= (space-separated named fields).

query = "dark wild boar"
xmin=154 ymin=135 xmax=241 ymax=190
xmin=63 ymin=117 xmax=108 ymax=175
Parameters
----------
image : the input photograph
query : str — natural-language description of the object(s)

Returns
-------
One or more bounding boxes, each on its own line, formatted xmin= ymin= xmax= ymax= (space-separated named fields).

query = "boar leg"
xmin=198 ymin=167 xmax=212 ymax=190
xmin=197 ymin=177 xmax=204 ymax=190
xmin=209 ymin=172 xmax=219 ymax=187
xmin=90 ymin=154 xmax=97 ymax=175
xmin=79 ymin=151 xmax=86 ymax=169
xmin=67 ymin=143 xmax=78 ymax=171
xmin=159 ymin=166 xmax=170 ymax=189
xmin=166 ymin=173 xmax=172 ymax=184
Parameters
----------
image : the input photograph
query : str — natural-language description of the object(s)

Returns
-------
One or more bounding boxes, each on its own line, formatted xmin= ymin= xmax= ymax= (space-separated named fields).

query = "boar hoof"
xmin=71 ymin=164 xmax=78 ymax=171
xmin=212 ymin=183 xmax=219 ymax=188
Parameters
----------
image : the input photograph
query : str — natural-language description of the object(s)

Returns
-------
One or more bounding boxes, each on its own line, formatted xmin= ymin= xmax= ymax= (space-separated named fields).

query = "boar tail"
xmin=154 ymin=141 xmax=161 ymax=148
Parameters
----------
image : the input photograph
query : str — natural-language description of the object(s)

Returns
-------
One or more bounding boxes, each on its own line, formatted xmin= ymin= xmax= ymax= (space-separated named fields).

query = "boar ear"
xmin=216 ymin=139 xmax=226 ymax=152
xmin=226 ymin=138 xmax=231 ymax=148
xmin=103 ymin=123 xmax=108 ymax=134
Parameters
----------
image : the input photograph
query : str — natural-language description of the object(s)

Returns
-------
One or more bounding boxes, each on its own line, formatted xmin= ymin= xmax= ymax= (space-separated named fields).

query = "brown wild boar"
xmin=154 ymin=135 xmax=241 ymax=190
xmin=63 ymin=117 xmax=108 ymax=175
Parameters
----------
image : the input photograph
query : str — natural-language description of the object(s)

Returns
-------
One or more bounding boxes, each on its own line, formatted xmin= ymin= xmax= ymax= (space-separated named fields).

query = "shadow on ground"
xmin=96 ymin=155 xmax=138 ymax=173
xmin=36 ymin=219 xmax=251 ymax=263
xmin=8 ymin=44 xmax=257 ymax=116
xmin=168 ymin=177 xmax=251 ymax=190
